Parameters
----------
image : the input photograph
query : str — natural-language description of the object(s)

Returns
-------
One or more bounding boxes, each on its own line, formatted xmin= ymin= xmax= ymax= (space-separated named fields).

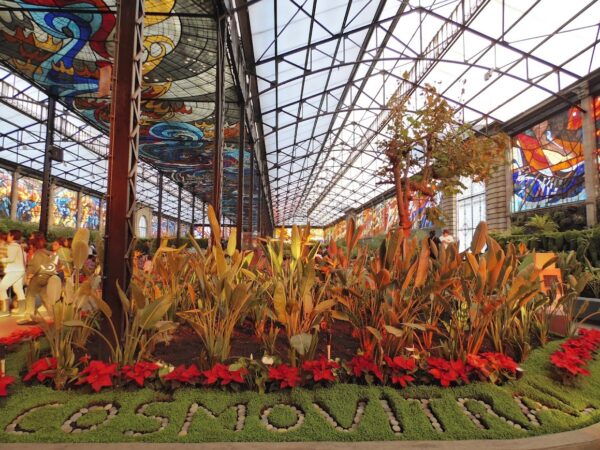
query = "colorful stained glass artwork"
xmin=167 ymin=220 xmax=176 ymax=237
xmin=52 ymin=187 xmax=78 ymax=228
xmin=80 ymin=195 xmax=101 ymax=230
xmin=0 ymin=0 xmax=246 ymax=223
xmin=16 ymin=176 xmax=42 ymax=223
xmin=0 ymin=168 xmax=12 ymax=219
xmin=512 ymin=106 xmax=585 ymax=212
xmin=152 ymin=215 xmax=158 ymax=237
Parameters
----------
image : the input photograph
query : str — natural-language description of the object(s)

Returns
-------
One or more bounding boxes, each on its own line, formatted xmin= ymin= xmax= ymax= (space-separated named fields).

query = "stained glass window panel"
xmin=0 ymin=168 xmax=12 ymax=219
xmin=16 ymin=176 xmax=42 ymax=223
xmin=52 ymin=187 xmax=78 ymax=228
xmin=512 ymin=106 xmax=585 ymax=212
xmin=80 ymin=195 xmax=101 ymax=230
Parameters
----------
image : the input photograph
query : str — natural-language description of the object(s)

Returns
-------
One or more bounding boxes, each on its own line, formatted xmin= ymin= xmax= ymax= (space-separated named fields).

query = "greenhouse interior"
xmin=1 ymin=0 xmax=600 ymax=448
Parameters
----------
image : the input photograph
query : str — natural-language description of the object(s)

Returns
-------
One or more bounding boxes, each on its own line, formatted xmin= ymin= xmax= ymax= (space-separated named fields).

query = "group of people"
xmin=0 ymin=231 xmax=96 ymax=320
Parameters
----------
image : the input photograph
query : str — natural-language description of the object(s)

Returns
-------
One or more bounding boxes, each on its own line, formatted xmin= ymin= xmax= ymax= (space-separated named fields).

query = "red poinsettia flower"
xmin=122 ymin=361 xmax=160 ymax=387
xmin=578 ymin=328 xmax=600 ymax=345
xmin=302 ymin=357 xmax=339 ymax=383
xmin=77 ymin=360 xmax=118 ymax=392
xmin=0 ymin=374 xmax=15 ymax=397
xmin=268 ymin=364 xmax=301 ymax=388
xmin=202 ymin=364 xmax=248 ymax=386
xmin=0 ymin=327 xmax=43 ymax=347
xmin=481 ymin=352 xmax=519 ymax=374
xmin=24 ymin=357 xmax=57 ymax=383
xmin=79 ymin=354 xmax=91 ymax=366
xmin=427 ymin=357 xmax=469 ymax=387
xmin=164 ymin=364 xmax=201 ymax=384
xmin=550 ymin=350 xmax=590 ymax=376
xmin=384 ymin=355 xmax=417 ymax=387
xmin=347 ymin=355 xmax=383 ymax=381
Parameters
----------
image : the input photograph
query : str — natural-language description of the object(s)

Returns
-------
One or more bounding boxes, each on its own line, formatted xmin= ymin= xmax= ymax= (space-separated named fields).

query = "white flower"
xmin=261 ymin=355 xmax=275 ymax=366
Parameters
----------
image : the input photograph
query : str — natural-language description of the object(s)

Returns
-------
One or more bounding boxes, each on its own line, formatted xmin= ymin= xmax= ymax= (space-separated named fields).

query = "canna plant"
xmin=177 ymin=205 xmax=255 ymax=367
xmin=265 ymin=225 xmax=335 ymax=366
xmin=33 ymin=229 xmax=102 ymax=389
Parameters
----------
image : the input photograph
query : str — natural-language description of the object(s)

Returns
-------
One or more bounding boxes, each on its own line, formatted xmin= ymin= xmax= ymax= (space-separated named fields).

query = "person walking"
xmin=0 ymin=230 xmax=26 ymax=316
xmin=22 ymin=234 xmax=57 ymax=320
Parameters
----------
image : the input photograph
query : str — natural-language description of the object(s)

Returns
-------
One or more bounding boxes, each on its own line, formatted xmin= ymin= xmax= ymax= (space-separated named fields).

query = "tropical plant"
xmin=525 ymin=214 xmax=559 ymax=233
xmin=264 ymin=225 xmax=335 ymax=366
xmin=30 ymin=229 xmax=103 ymax=389
xmin=177 ymin=205 xmax=255 ymax=367
xmin=378 ymin=84 xmax=507 ymax=236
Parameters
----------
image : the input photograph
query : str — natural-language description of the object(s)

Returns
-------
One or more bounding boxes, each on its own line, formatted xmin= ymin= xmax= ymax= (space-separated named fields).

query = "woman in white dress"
xmin=0 ymin=230 xmax=26 ymax=316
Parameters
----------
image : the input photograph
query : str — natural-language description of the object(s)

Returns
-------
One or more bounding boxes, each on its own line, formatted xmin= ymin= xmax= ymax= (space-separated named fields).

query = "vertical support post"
xmin=176 ymin=184 xmax=182 ymax=245
xmin=211 ymin=15 xmax=226 ymax=242
xmin=201 ymin=202 xmax=206 ymax=239
xmin=156 ymin=173 xmax=163 ymax=244
xmin=248 ymin=147 xmax=254 ymax=236
xmin=10 ymin=168 xmax=19 ymax=220
xmin=236 ymin=106 xmax=245 ymax=251
xmin=39 ymin=96 xmax=56 ymax=236
xmin=581 ymin=92 xmax=599 ymax=227
xmin=103 ymin=0 xmax=144 ymax=337
xmin=76 ymin=190 xmax=83 ymax=229
xmin=257 ymin=180 xmax=262 ymax=238
xmin=190 ymin=196 xmax=195 ymax=236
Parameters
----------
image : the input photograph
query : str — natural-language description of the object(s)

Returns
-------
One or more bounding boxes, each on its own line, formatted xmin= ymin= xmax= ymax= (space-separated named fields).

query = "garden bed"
xmin=1 ymin=341 xmax=600 ymax=443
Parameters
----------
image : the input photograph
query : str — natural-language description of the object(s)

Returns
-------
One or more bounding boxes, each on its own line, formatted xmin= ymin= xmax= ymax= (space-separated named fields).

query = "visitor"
xmin=428 ymin=230 xmax=441 ymax=258
xmin=22 ymin=234 xmax=57 ymax=320
xmin=439 ymin=229 xmax=455 ymax=250
xmin=0 ymin=230 xmax=26 ymax=316
xmin=56 ymin=236 xmax=73 ymax=278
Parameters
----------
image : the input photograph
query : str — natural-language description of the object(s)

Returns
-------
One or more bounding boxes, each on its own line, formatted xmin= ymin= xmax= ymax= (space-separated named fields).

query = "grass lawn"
xmin=1 ymin=341 xmax=599 ymax=443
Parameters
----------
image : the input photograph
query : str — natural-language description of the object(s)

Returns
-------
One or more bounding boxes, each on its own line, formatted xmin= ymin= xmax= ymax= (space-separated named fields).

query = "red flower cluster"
xmin=427 ymin=357 xmax=469 ymax=387
xmin=0 ymin=327 xmax=43 ymax=347
xmin=347 ymin=355 xmax=383 ymax=382
xmin=122 ymin=361 xmax=160 ymax=387
xmin=550 ymin=329 xmax=600 ymax=378
xmin=203 ymin=364 xmax=247 ymax=386
xmin=384 ymin=355 xmax=417 ymax=387
xmin=0 ymin=374 xmax=15 ymax=397
xmin=268 ymin=364 xmax=301 ymax=388
xmin=302 ymin=357 xmax=339 ymax=383
xmin=24 ymin=357 xmax=57 ymax=383
xmin=467 ymin=352 xmax=519 ymax=383
xmin=163 ymin=364 xmax=201 ymax=384
xmin=76 ymin=361 xmax=118 ymax=392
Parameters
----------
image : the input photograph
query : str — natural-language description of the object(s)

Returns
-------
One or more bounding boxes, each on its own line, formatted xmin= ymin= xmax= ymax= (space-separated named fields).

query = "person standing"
xmin=0 ymin=230 xmax=26 ymax=316
xmin=23 ymin=234 xmax=57 ymax=320
xmin=439 ymin=229 xmax=455 ymax=250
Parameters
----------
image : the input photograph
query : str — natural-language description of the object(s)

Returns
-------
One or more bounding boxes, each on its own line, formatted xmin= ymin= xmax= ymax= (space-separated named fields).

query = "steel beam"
xmin=176 ymin=184 xmax=182 ymax=245
xmin=248 ymin=145 xmax=254 ymax=236
xmin=236 ymin=103 xmax=245 ymax=251
xmin=38 ymin=96 xmax=56 ymax=236
xmin=156 ymin=172 xmax=163 ymax=245
xmin=103 ymin=0 xmax=144 ymax=338
xmin=211 ymin=15 xmax=226 ymax=241
xmin=190 ymin=195 xmax=195 ymax=236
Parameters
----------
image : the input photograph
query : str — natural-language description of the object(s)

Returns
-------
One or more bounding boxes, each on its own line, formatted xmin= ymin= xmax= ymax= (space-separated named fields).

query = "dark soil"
xmin=153 ymin=320 xmax=360 ymax=367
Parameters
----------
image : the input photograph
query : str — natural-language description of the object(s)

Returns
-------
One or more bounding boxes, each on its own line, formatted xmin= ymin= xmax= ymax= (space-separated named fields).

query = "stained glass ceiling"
xmin=0 ymin=0 xmax=261 ymax=225
xmin=239 ymin=0 xmax=600 ymax=226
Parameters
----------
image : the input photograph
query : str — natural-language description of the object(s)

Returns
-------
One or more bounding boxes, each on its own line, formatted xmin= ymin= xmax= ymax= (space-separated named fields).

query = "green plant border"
xmin=1 ymin=341 xmax=600 ymax=442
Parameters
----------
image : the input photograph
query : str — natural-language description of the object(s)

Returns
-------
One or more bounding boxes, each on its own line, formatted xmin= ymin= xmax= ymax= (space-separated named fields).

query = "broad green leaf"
xmin=290 ymin=333 xmax=313 ymax=356
xmin=140 ymin=298 xmax=172 ymax=330
xmin=207 ymin=204 xmax=222 ymax=243
xmin=291 ymin=225 xmax=301 ymax=260
xmin=227 ymin=229 xmax=237 ymax=256
xmin=273 ymin=281 xmax=287 ymax=323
